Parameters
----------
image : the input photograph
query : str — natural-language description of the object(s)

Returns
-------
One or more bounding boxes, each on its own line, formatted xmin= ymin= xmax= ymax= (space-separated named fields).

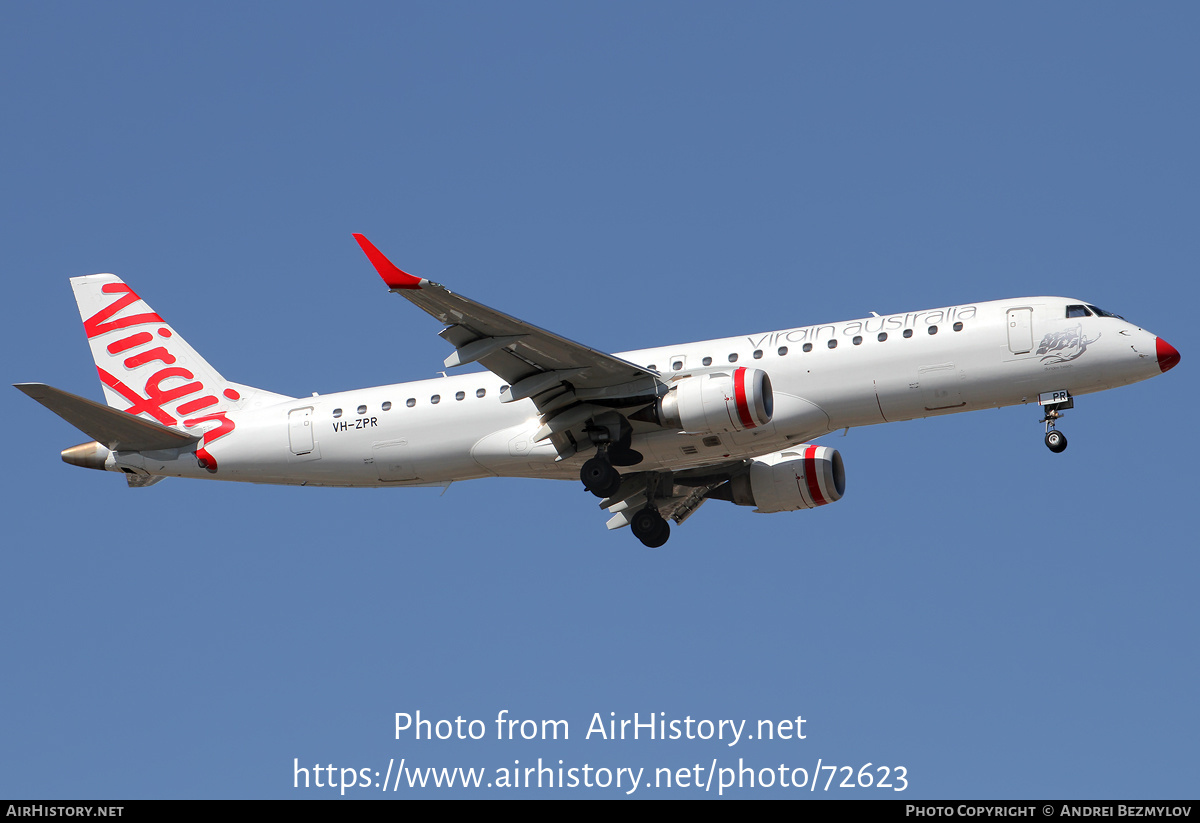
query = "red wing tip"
xmin=352 ymin=234 xmax=422 ymax=289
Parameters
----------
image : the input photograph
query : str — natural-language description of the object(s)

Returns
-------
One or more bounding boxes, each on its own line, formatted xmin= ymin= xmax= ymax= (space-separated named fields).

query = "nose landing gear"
xmin=1039 ymin=393 xmax=1073 ymax=453
xmin=1044 ymin=428 xmax=1068 ymax=453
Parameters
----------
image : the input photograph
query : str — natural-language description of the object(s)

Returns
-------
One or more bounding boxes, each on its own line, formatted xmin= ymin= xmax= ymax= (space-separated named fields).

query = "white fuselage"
xmin=113 ymin=296 xmax=1166 ymax=486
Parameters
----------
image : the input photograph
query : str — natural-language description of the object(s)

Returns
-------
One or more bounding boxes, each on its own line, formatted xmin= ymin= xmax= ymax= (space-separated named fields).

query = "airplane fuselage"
xmin=19 ymin=244 xmax=1180 ymax=547
xmin=108 ymin=295 xmax=1167 ymax=487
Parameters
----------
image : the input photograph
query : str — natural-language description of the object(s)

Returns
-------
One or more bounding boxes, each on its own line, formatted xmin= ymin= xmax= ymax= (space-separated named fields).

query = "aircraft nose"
xmin=1156 ymin=337 xmax=1180 ymax=373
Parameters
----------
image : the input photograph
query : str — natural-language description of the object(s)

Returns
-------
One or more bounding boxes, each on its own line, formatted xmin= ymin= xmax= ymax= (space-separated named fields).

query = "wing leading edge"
xmin=352 ymin=234 xmax=664 ymax=419
xmin=352 ymin=235 xmax=761 ymax=546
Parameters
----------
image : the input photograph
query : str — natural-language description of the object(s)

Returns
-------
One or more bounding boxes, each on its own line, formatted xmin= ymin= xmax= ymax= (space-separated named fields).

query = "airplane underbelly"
xmin=470 ymin=422 xmax=560 ymax=478
xmin=372 ymin=439 xmax=418 ymax=481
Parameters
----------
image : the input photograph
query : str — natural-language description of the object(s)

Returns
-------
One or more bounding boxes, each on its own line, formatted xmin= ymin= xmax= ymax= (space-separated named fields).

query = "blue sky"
xmin=2 ymin=2 xmax=1195 ymax=798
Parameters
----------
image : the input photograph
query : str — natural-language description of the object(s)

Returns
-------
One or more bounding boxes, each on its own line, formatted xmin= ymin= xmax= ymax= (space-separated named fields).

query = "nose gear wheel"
xmin=1039 ymin=401 xmax=1070 ymax=454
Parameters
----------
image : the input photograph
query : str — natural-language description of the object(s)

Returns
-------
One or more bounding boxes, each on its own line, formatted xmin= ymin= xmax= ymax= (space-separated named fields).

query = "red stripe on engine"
xmin=733 ymin=367 xmax=755 ymax=429
xmin=804 ymin=445 xmax=828 ymax=506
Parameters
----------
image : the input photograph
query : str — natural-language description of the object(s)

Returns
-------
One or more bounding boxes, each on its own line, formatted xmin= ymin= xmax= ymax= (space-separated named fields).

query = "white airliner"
xmin=16 ymin=235 xmax=1181 ymax=547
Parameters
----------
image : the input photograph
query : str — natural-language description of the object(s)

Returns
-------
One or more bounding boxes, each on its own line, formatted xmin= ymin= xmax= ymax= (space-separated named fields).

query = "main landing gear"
xmin=580 ymin=453 xmax=621 ymax=498
xmin=579 ymin=413 xmax=641 ymax=498
xmin=576 ymin=412 xmax=667 ymax=547
xmin=631 ymin=507 xmax=670 ymax=549
xmin=579 ymin=458 xmax=672 ymax=547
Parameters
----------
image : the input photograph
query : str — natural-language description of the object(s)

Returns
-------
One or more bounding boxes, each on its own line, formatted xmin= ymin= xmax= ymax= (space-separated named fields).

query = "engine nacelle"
xmin=658 ymin=367 xmax=773 ymax=434
xmin=719 ymin=446 xmax=845 ymax=513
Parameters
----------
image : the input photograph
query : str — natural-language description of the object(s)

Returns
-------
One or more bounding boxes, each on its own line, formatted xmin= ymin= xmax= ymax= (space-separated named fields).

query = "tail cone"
xmin=61 ymin=441 xmax=111 ymax=470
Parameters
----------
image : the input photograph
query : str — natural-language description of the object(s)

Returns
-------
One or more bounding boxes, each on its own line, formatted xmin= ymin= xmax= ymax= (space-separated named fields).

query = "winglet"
xmin=353 ymin=234 xmax=423 ymax=290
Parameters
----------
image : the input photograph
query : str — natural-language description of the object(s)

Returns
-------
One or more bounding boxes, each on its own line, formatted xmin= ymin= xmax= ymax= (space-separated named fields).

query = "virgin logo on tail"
xmin=84 ymin=281 xmax=237 ymax=461
xmin=83 ymin=282 xmax=164 ymax=339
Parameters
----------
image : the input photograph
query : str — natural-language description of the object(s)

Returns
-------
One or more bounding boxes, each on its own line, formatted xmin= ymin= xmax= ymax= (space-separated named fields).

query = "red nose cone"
xmin=1156 ymin=337 xmax=1180 ymax=373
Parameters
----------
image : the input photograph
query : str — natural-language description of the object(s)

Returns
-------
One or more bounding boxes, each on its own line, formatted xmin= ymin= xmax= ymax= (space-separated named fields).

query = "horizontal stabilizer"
xmin=14 ymin=383 xmax=200 ymax=451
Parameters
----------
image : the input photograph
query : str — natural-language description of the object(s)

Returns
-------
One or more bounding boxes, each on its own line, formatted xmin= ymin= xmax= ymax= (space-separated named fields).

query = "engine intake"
xmin=658 ymin=367 xmax=773 ymax=434
xmin=714 ymin=446 xmax=846 ymax=513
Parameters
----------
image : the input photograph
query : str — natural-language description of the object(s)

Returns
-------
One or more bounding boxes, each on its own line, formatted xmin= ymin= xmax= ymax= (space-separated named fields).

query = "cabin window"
xmin=476 ymin=388 xmax=486 ymax=398
xmin=803 ymin=343 xmax=813 ymax=352
xmin=702 ymin=356 xmax=712 ymax=366
xmin=357 ymin=405 xmax=367 ymax=414
xmin=500 ymin=385 xmax=509 ymax=394
xmin=381 ymin=401 xmax=392 ymax=411
xmin=332 ymin=408 xmax=342 ymax=418
xmin=431 ymin=395 xmax=441 ymax=404
xmin=853 ymin=336 xmax=863 ymax=345
xmin=753 ymin=349 xmax=763 ymax=359
xmin=455 ymin=391 xmax=465 ymax=401
xmin=928 ymin=325 xmax=938 ymax=335
xmin=953 ymin=322 xmax=963 ymax=332
xmin=647 ymin=365 xmax=656 ymax=371
xmin=728 ymin=353 xmax=738 ymax=363
xmin=1066 ymin=305 xmax=1091 ymax=318
xmin=877 ymin=332 xmax=888 ymax=342
xmin=669 ymin=360 xmax=681 ymax=370
xmin=827 ymin=339 xmax=837 ymax=349
xmin=777 ymin=346 xmax=788 ymax=356
xmin=903 ymin=329 xmax=913 ymax=338
xmin=406 ymin=398 xmax=416 ymax=407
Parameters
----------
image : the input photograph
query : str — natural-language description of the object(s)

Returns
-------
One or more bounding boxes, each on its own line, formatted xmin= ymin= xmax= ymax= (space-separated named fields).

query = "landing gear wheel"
xmin=1045 ymin=430 xmax=1068 ymax=453
xmin=631 ymin=508 xmax=670 ymax=548
xmin=581 ymin=456 xmax=621 ymax=498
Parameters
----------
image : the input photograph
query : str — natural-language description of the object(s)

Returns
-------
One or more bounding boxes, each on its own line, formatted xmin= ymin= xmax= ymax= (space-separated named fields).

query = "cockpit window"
xmin=1087 ymin=304 xmax=1124 ymax=320
xmin=1066 ymin=305 xmax=1092 ymax=318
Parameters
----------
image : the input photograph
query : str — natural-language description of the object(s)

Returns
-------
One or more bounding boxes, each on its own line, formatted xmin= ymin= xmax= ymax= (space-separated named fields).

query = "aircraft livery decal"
xmin=84 ymin=281 xmax=236 ymax=469
xmin=1036 ymin=324 xmax=1099 ymax=364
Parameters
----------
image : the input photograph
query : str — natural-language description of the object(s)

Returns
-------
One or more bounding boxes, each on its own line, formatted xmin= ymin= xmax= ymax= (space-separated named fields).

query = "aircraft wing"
xmin=354 ymin=235 xmax=662 ymax=413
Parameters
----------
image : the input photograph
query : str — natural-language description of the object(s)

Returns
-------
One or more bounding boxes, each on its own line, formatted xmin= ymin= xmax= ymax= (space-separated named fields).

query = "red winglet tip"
xmin=353 ymin=234 xmax=422 ymax=289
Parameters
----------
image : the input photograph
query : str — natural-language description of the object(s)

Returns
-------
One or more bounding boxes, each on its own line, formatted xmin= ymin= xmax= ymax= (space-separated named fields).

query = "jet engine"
xmin=657 ymin=367 xmax=773 ymax=434
xmin=712 ymin=446 xmax=845 ymax=513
